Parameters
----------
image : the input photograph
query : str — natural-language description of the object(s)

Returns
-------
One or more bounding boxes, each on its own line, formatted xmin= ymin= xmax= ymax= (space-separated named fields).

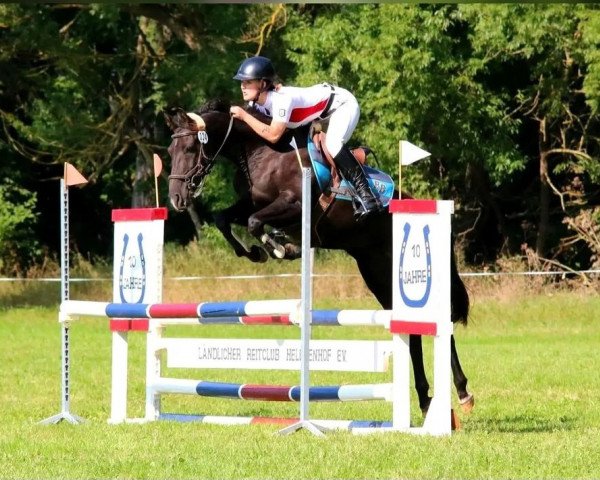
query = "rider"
xmin=229 ymin=56 xmax=383 ymax=222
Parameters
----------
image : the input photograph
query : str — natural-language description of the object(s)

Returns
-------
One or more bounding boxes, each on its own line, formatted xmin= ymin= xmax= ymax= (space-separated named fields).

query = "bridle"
xmin=168 ymin=115 xmax=234 ymax=197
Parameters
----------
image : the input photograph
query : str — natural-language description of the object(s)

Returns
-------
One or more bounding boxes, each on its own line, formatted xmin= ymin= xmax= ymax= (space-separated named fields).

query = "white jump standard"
xmin=389 ymin=199 xmax=454 ymax=435
xmin=57 ymin=169 xmax=457 ymax=435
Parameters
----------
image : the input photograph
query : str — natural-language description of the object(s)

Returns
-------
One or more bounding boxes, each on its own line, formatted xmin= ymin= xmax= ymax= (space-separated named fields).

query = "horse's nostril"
xmin=170 ymin=194 xmax=186 ymax=211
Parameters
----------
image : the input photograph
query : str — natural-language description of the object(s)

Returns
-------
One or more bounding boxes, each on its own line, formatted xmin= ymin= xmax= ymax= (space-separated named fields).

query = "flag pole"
xmin=398 ymin=141 xmax=403 ymax=200
xmin=153 ymin=154 xmax=162 ymax=208
xmin=154 ymin=177 xmax=159 ymax=208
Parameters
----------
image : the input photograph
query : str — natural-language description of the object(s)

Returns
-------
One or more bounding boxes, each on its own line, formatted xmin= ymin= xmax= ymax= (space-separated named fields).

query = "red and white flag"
xmin=153 ymin=154 xmax=163 ymax=178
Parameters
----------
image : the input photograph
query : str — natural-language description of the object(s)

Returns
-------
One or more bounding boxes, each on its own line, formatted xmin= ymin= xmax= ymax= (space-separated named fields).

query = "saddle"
xmin=309 ymin=122 xmax=368 ymax=210
xmin=308 ymin=121 xmax=394 ymax=211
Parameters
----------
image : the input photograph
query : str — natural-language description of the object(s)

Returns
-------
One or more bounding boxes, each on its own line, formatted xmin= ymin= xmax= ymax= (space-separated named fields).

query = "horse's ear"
xmin=164 ymin=107 xmax=204 ymax=131
xmin=185 ymin=112 xmax=205 ymax=131
xmin=163 ymin=107 xmax=185 ymax=131
xmin=164 ymin=107 xmax=197 ymax=131
xmin=164 ymin=111 xmax=175 ymax=130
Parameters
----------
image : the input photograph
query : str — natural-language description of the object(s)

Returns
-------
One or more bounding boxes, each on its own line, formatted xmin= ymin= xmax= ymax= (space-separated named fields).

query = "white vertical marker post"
xmin=41 ymin=163 xmax=87 ymax=425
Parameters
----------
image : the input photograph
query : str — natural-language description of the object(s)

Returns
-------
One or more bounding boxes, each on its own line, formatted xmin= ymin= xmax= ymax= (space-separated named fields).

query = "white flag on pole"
xmin=400 ymin=141 xmax=431 ymax=166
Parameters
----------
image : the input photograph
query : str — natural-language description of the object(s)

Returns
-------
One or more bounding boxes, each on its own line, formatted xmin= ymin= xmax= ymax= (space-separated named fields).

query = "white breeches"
xmin=323 ymin=87 xmax=360 ymax=157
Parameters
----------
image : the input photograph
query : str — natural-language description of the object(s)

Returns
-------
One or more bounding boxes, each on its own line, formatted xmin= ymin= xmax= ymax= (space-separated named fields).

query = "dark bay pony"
xmin=164 ymin=100 xmax=474 ymax=415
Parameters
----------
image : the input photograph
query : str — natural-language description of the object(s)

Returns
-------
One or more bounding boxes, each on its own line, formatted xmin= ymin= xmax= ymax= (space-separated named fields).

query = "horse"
xmin=164 ymin=100 xmax=474 ymax=416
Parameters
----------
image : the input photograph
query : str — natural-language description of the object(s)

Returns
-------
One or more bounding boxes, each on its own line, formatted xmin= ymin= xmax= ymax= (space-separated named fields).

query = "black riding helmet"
xmin=233 ymin=56 xmax=276 ymax=82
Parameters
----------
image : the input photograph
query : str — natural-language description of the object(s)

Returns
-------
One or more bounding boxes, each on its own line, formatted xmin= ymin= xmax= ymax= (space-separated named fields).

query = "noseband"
xmin=168 ymin=116 xmax=234 ymax=197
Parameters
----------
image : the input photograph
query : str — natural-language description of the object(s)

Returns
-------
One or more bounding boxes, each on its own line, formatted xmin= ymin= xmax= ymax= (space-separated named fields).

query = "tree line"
xmin=0 ymin=3 xmax=599 ymax=275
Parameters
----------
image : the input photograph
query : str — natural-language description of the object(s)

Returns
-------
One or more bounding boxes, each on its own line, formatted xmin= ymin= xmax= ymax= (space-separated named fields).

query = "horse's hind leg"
xmin=451 ymin=335 xmax=474 ymax=413
xmin=349 ymin=247 xmax=435 ymax=414
xmin=411 ymin=335 xmax=475 ymax=415
xmin=351 ymin=247 xmax=467 ymax=415
xmin=409 ymin=335 xmax=433 ymax=414
xmin=214 ymin=200 xmax=267 ymax=263
xmin=448 ymin=239 xmax=474 ymax=412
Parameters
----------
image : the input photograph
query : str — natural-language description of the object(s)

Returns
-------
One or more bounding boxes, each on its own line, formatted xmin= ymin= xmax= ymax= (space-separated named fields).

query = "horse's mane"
xmin=241 ymin=104 xmax=309 ymax=150
xmin=195 ymin=98 xmax=309 ymax=151
xmin=195 ymin=98 xmax=271 ymax=123
xmin=197 ymin=98 xmax=231 ymax=115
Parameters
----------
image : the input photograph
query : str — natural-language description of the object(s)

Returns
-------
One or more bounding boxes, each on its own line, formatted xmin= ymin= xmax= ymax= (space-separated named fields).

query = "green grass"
xmin=1 ymin=290 xmax=600 ymax=479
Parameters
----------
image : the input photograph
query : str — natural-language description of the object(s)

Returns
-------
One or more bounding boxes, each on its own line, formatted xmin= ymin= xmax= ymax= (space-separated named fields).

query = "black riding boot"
xmin=333 ymin=147 xmax=383 ymax=222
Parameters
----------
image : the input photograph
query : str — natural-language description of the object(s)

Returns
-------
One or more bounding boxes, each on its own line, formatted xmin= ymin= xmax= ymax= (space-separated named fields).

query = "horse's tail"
xmin=450 ymin=237 xmax=470 ymax=325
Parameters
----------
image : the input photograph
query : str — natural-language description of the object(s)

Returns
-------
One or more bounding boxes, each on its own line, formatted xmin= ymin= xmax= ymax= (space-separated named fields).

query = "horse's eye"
xmin=184 ymin=145 xmax=196 ymax=154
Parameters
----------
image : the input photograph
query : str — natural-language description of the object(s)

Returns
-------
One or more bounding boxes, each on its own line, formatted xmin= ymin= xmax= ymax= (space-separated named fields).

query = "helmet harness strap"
xmin=251 ymin=79 xmax=270 ymax=103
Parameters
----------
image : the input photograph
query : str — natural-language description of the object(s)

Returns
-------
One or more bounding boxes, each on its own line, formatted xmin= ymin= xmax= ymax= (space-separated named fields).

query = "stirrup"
xmin=351 ymin=195 xmax=383 ymax=222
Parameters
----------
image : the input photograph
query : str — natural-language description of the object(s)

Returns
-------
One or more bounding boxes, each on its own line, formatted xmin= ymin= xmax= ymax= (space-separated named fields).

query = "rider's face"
xmin=240 ymin=79 xmax=263 ymax=102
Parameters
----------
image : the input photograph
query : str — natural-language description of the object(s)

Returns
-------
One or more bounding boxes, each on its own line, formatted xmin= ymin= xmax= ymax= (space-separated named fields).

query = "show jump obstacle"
xmin=54 ymin=165 xmax=456 ymax=436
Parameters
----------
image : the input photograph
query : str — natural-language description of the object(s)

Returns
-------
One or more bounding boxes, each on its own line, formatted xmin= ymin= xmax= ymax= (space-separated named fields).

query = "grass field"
xmin=1 ymin=248 xmax=600 ymax=479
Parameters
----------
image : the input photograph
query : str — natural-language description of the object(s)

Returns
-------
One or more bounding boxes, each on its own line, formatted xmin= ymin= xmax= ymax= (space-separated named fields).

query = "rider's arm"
xmin=230 ymin=107 xmax=286 ymax=143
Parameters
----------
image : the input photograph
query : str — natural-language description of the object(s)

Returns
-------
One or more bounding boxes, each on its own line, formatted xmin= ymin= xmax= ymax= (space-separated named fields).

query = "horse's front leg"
xmin=214 ymin=200 xmax=268 ymax=263
xmin=247 ymin=191 xmax=302 ymax=259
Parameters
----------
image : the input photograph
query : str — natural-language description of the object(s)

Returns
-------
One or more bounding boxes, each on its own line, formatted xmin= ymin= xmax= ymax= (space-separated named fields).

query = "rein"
xmin=168 ymin=116 xmax=234 ymax=196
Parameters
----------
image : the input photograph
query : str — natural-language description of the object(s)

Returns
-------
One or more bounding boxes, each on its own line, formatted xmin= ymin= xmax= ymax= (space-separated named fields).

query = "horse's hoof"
xmin=420 ymin=397 xmax=432 ymax=417
xmin=451 ymin=409 xmax=461 ymax=431
xmin=459 ymin=393 xmax=475 ymax=414
xmin=261 ymin=234 xmax=285 ymax=259
xmin=248 ymin=245 xmax=268 ymax=263
xmin=284 ymin=244 xmax=302 ymax=260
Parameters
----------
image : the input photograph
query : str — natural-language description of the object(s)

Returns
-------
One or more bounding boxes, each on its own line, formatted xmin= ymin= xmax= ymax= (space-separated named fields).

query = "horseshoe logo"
xmin=118 ymin=232 xmax=146 ymax=303
xmin=398 ymin=222 xmax=432 ymax=308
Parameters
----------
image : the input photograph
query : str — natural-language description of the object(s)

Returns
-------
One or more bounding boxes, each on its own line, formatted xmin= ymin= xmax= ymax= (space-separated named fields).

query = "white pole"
xmin=422 ymin=208 xmax=453 ymax=435
xmin=109 ymin=329 xmax=129 ymax=423
xmin=279 ymin=168 xmax=325 ymax=436
xmin=392 ymin=334 xmax=411 ymax=430
xmin=299 ymin=168 xmax=313 ymax=423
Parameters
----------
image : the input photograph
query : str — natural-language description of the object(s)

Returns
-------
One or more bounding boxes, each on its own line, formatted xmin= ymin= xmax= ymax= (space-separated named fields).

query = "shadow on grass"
xmin=470 ymin=414 xmax=576 ymax=433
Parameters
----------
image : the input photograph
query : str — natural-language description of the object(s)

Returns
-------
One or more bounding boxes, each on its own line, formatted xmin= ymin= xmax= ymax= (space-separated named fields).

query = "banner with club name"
xmin=162 ymin=338 xmax=393 ymax=372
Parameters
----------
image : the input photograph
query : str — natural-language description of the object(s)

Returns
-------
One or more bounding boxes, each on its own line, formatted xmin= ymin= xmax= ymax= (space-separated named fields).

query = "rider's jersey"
xmin=251 ymin=84 xmax=333 ymax=129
